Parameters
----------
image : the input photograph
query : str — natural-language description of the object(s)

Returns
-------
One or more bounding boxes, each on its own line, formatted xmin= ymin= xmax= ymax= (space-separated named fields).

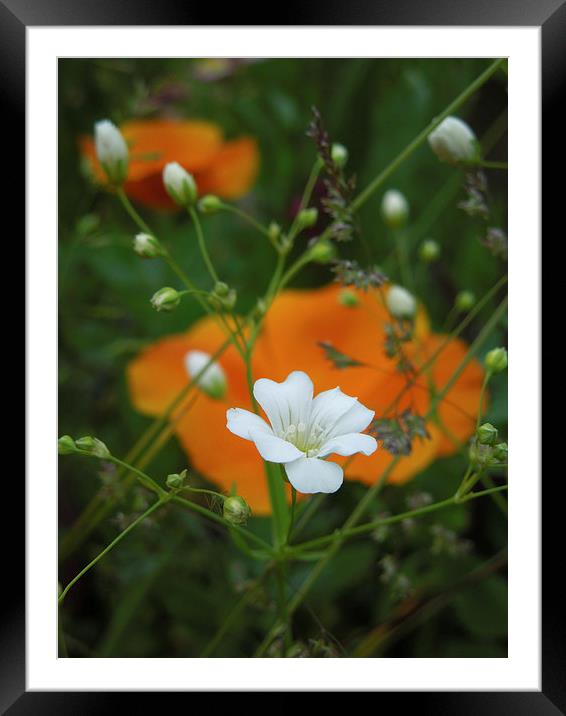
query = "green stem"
xmin=473 ymin=160 xmax=508 ymax=170
xmin=117 ymin=189 xmax=152 ymax=234
xmin=351 ymin=59 xmax=505 ymax=212
xmin=218 ymin=202 xmax=278 ymax=250
xmin=170 ymin=495 xmax=273 ymax=553
xmin=476 ymin=372 xmax=491 ymax=430
xmin=59 ymin=496 xmax=166 ymax=604
xmin=189 ymin=206 xmax=219 ymax=284
xmin=106 ymin=456 xmax=166 ymax=497
xmin=288 ymin=485 xmax=508 ymax=554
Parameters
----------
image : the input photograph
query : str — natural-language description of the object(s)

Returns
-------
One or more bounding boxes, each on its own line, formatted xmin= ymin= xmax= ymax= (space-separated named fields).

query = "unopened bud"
xmin=219 ymin=289 xmax=237 ymax=310
xmin=296 ymin=208 xmax=318 ymax=232
xmin=198 ymin=194 xmax=222 ymax=214
xmin=166 ymin=469 xmax=187 ymax=489
xmin=428 ymin=116 xmax=479 ymax=165
xmin=469 ymin=439 xmax=493 ymax=467
xmin=133 ymin=232 xmax=162 ymax=259
xmin=477 ymin=422 xmax=498 ymax=446
xmin=75 ymin=436 xmax=111 ymax=458
xmin=308 ymin=239 xmax=335 ymax=264
xmin=94 ymin=120 xmax=129 ymax=185
xmin=213 ymin=281 xmax=230 ymax=298
xmin=455 ymin=290 xmax=476 ymax=312
xmin=58 ymin=435 xmax=77 ymax=455
xmin=268 ymin=222 xmax=281 ymax=242
xmin=386 ymin=284 xmax=416 ymax=319
xmin=419 ymin=239 xmax=440 ymax=263
xmin=185 ymin=350 xmax=227 ymax=399
xmin=485 ymin=347 xmax=508 ymax=374
xmin=338 ymin=289 xmax=359 ymax=308
xmin=163 ymin=162 xmax=198 ymax=207
xmin=493 ymin=442 xmax=508 ymax=462
xmin=331 ymin=143 xmax=348 ymax=167
xmin=381 ymin=189 xmax=409 ymax=229
xmin=151 ymin=287 xmax=181 ymax=312
xmin=223 ymin=495 xmax=251 ymax=525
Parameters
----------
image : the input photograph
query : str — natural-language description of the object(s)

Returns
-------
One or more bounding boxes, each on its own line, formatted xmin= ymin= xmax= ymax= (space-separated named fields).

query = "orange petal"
xmin=127 ymin=317 xmax=250 ymax=417
xmin=195 ymin=138 xmax=259 ymax=199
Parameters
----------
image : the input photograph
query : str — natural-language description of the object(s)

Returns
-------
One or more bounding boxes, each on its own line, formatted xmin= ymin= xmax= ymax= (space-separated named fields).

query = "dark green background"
xmin=58 ymin=58 xmax=508 ymax=657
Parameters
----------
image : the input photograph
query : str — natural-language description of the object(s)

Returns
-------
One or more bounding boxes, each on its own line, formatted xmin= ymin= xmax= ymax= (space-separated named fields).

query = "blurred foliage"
xmin=58 ymin=58 xmax=507 ymax=658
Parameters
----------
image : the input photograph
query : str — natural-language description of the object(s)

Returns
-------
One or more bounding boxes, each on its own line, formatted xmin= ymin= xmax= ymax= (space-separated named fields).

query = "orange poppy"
xmin=80 ymin=119 xmax=259 ymax=210
xmin=127 ymin=283 xmax=485 ymax=513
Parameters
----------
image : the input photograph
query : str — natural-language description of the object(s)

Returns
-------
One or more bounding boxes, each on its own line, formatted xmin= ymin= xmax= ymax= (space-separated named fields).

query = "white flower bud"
xmin=133 ymin=233 xmax=162 ymax=259
xmin=331 ymin=143 xmax=348 ymax=167
xmin=163 ymin=162 xmax=198 ymax=206
xmin=185 ymin=350 xmax=227 ymax=399
xmin=150 ymin=287 xmax=181 ymax=312
xmin=428 ymin=116 xmax=479 ymax=165
xmin=381 ymin=189 xmax=409 ymax=229
xmin=386 ymin=284 xmax=416 ymax=319
xmin=94 ymin=120 xmax=129 ymax=185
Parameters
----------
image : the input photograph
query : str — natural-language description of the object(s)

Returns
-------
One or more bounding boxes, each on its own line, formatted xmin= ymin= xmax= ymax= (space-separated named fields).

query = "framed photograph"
xmin=15 ymin=0 xmax=554 ymax=708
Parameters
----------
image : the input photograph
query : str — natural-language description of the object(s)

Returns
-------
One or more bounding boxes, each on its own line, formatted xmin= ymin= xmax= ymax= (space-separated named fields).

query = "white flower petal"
xmin=226 ymin=408 xmax=272 ymax=441
xmin=310 ymin=387 xmax=358 ymax=429
xmin=319 ymin=432 xmax=378 ymax=458
xmin=249 ymin=430 xmax=304 ymax=463
xmin=253 ymin=371 xmax=313 ymax=435
xmin=329 ymin=402 xmax=375 ymax=438
xmin=284 ymin=457 xmax=344 ymax=494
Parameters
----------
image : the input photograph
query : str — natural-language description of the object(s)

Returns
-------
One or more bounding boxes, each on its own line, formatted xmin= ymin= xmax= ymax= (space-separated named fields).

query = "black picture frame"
xmin=13 ymin=0 xmax=554 ymax=710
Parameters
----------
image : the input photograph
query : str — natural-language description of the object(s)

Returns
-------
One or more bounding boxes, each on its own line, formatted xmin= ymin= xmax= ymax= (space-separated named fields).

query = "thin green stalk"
xmin=351 ymin=59 xmax=505 ymax=212
xmin=188 ymin=206 xmax=219 ymax=283
xmin=171 ymin=494 xmax=273 ymax=553
xmin=289 ymin=485 xmax=507 ymax=554
xmin=218 ymin=202 xmax=278 ymax=249
xmin=117 ymin=188 xmax=245 ymax=357
xmin=201 ymin=567 xmax=273 ymax=657
xmin=117 ymin=188 xmax=152 ymax=234
xmin=476 ymin=373 xmax=491 ymax=430
xmin=106 ymin=455 xmax=166 ymax=497
xmin=474 ymin=160 xmax=508 ymax=170
xmin=287 ymin=158 xmax=323 ymax=241
xmin=59 ymin=496 xmax=166 ymax=604
xmin=275 ymin=565 xmax=292 ymax=654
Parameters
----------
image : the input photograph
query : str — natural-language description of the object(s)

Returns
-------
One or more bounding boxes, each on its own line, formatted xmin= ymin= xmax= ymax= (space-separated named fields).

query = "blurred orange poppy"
xmin=80 ymin=119 xmax=259 ymax=210
xmin=127 ymin=283 xmax=485 ymax=513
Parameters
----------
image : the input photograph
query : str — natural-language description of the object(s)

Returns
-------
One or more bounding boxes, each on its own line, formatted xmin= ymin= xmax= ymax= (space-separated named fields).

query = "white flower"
xmin=185 ymin=350 xmax=227 ymax=399
xmin=163 ymin=162 xmax=197 ymax=206
xmin=381 ymin=189 xmax=409 ymax=229
xmin=428 ymin=116 xmax=478 ymax=164
xmin=226 ymin=371 xmax=377 ymax=494
xmin=94 ymin=120 xmax=129 ymax=184
xmin=386 ymin=284 xmax=416 ymax=319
